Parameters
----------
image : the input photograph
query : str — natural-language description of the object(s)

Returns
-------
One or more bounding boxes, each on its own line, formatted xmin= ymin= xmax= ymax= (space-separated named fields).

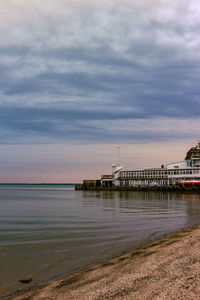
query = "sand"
xmin=9 ymin=224 xmax=200 ymax=300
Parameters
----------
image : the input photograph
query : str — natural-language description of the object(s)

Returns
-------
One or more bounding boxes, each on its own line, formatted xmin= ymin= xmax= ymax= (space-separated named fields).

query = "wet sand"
xmin=10 ymin=224 xmax=200 ymax=300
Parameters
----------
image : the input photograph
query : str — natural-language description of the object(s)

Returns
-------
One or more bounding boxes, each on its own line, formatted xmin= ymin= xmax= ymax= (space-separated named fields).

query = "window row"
xmin=120 ymin=169 xmax=200 ymax=178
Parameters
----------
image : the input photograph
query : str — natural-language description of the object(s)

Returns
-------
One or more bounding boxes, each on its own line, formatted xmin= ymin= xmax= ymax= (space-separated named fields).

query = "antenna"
xmin=117 ymin=146 xmax=120 ymax=165
xmin=112 ymin=146 xmax=123 ymax=175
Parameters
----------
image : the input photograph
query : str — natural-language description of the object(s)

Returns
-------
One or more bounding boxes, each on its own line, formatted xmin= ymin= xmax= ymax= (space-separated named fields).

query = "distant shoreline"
xmin=8 ymin=223 xmax=200 ymax=300
xmin=0 ymin=183 xmax=76 ymax=185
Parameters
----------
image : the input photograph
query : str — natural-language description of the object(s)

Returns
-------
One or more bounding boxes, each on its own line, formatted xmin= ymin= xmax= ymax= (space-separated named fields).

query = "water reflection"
xmin=82 ymin=189 xmax=200 ymax=206
xmin=82 ymin=190 xmax=200 ymax=227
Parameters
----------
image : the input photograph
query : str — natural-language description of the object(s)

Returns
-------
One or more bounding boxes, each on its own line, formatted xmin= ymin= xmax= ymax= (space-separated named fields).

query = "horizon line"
xmin=0 ymin=182 xmax=78 ymax=185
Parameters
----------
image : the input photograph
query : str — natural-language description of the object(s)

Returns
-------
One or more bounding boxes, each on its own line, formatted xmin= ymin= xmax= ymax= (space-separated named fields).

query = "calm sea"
xmin=0 ymin=184 xmax=200 ymax=298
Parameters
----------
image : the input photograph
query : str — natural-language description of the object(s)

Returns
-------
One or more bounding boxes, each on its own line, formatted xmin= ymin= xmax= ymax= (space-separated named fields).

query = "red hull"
xmin=177 ymin=181 xmax=200 ymax=186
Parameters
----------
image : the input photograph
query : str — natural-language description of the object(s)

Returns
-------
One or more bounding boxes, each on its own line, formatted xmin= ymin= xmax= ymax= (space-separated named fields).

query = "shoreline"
xmin=7 ymin=223 xmax=200 ymax=300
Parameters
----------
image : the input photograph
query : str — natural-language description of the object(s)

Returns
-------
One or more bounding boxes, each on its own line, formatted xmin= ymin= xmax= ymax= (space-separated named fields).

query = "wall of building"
xmin=166 ymin=160 xmax=191 ymax=169
xmin=116 ymin=168 xmax=200 ymax=187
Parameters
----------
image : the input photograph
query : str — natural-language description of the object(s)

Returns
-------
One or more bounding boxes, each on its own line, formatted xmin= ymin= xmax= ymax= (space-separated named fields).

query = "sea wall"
xmin=75 ymin=184 xmax=200 ymax=192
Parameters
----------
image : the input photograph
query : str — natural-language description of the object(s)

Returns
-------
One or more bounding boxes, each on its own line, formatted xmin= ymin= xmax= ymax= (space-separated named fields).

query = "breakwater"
xmin=75 ymin=184 xmax=200 ymax=192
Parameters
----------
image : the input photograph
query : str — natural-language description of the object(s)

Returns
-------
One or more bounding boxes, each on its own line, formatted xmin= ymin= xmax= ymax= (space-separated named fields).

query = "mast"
xmin=112 ymin=146 xmax=123 ymax=175
xmin=117 ymin=146 xmax=120 ymax=165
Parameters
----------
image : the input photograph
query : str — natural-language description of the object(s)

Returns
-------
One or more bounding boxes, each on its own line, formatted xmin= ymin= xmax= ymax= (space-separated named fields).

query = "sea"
xmin=0 ymin=184 xmax=200 ymax=298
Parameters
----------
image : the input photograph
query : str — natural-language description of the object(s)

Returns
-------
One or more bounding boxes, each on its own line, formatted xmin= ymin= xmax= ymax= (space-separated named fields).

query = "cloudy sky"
xmin=0 ymin=0 xmax=200 ymax=182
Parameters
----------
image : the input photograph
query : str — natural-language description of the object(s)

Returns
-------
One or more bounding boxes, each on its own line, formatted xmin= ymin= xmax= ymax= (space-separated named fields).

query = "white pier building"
xmin=114 ymin=141 xmax=200 ymax=187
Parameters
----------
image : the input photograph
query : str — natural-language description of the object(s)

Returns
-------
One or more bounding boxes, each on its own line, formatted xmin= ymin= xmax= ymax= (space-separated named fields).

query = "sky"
xmin=0 ymin=0 xmax=200 ymax=182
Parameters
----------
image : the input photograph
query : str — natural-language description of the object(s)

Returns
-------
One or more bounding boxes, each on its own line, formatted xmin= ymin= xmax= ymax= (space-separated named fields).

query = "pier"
xmin=77 ymin=141 xmax=200 ymax=191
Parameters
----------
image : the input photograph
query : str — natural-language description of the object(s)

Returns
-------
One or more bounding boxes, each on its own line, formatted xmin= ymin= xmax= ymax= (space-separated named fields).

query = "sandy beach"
xmin=8 ymin=223 xmax=200 ymax=300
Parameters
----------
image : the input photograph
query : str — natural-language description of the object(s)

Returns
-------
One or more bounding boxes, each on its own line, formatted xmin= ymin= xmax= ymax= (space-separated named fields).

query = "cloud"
xmin=0 ymin=0 xmax=200 ymax=144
